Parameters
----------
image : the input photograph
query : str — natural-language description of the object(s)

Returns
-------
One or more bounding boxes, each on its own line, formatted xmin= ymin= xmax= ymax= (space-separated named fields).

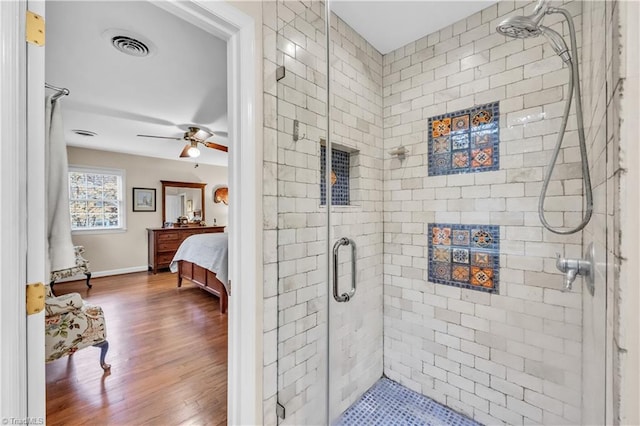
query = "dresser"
xmin=147 ymin=226 xmax=225 ymax=274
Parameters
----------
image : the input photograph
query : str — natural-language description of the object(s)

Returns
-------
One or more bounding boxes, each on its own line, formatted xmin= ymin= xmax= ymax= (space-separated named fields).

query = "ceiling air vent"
xmin=102 ymin=29 xmax=156 ymax=58
xmin=111 ymin=35 xmax=150 ymax=57
xmin=72 ymin=130 xmax=97 ymax=137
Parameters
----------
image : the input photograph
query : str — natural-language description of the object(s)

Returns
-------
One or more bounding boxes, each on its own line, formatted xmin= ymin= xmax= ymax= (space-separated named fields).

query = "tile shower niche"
xmin=320 ymin=144 xmax=357 ymax=206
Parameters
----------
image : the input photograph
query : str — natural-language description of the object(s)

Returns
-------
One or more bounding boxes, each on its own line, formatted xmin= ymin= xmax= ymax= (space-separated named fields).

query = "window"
xmin=68 ymin=166 xmax=126 ymax=231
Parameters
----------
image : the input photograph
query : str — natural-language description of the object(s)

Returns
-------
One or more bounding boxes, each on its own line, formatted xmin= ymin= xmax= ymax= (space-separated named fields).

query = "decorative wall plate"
xmin=213 ymin=186 xmax=228 ymax=205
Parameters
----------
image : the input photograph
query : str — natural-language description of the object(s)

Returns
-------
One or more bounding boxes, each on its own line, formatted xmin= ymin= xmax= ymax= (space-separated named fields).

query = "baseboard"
xmin=53 ymin=265 xmax=149 ymax=283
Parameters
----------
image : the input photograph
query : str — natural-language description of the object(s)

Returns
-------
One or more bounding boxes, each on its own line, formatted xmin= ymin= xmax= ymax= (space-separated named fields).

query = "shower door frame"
xmin=618 ymin=1 xmax=640 ymax=422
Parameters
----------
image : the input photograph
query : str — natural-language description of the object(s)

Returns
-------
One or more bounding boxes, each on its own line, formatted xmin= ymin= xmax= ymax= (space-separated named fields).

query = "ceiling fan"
xmin=137 ymin=126 xmax=228 ymax=158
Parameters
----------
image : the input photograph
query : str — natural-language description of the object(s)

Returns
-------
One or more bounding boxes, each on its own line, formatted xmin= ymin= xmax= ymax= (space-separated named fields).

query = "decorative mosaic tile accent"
xmin=336 ymin=377 xmax=481 ymax=426
xmin=452 ymin=265 xmax=470 ymax=282
xmin=427 ymin=102 xmax=500 ymax=176
xmin=471 ymin=251 xmax=493 ymax=267
xmin=432 ymin=117 xmax=451 ymax=137
xmin=428 ymin=223 xmax=500 ymax=293
xmin=452 ymin=248 xmax=470 ymax=264
xmin=433 ymin=136 xmax=450 ymax=154
xmin=431 ymin=226 xmax=452 ymax=245
xmin=432 ymin=247 xmax=451 ymax=262
xmin=452 ymin=230 xmax=470 ymax=246
xmin=433 ymin=262 xmax=451 ymax=280
xmin=320 ymin=145 xmax=350 ymax=206
xmin=451 ymin=134 xmax=470 ymax=150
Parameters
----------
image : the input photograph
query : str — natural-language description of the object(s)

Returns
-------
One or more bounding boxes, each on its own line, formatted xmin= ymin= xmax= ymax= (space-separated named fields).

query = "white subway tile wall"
xmin=262 ymin=0 xmax=618 ymax=425
xmin=384 ymin=1 xmax=588 ymax=424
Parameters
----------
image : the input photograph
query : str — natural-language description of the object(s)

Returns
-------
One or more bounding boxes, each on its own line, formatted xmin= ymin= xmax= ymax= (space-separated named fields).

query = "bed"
xmin=169 ymin=233 xmax=229 ymax=313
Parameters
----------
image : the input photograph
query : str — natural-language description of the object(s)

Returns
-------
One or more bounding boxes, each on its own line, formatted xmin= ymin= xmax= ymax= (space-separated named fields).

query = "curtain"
xmin=46 ymin=96 xmax=76 ymax=272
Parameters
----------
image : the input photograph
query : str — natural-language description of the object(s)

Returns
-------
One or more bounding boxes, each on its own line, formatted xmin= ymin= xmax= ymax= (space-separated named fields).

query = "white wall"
xmin=67 ymin=146 xmax=228 ymax=273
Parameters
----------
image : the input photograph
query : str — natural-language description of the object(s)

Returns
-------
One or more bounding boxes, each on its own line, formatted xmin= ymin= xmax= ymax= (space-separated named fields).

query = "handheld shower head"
xmin=496 ymin=0 xmax=548 ymax=38
xmin=540 ymin=26 xmax=571 ymax=63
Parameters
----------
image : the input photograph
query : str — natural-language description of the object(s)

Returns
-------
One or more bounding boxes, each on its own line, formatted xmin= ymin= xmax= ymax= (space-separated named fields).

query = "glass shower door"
xmin=272 ymin=1 xmax=385 ymax=422
xmin=325 ymin=3 xmax=385 ymax=423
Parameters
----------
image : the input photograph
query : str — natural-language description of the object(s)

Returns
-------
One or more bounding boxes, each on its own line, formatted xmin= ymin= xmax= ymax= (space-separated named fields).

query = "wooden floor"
xmin=46 ymin=271 xmax=227 ymax=426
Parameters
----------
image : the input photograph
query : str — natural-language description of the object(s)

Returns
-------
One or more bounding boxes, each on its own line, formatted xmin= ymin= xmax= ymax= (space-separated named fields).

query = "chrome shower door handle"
xmin=332 ymin=237 xmax=356 ymax=302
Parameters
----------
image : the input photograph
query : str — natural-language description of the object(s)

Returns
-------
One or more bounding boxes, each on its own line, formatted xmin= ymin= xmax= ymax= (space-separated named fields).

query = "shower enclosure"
xmin=266 ymin=0 xmax=616 ymax=424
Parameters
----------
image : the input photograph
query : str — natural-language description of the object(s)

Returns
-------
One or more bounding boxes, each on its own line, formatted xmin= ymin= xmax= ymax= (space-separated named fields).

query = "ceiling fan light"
xmin=193 ymin=128 xmax=213 ymax=141
xmin=187 ymin=146 xmax=201 ymax=158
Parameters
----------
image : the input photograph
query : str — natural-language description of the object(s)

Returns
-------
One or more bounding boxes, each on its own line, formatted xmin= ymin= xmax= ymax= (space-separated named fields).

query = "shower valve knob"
xmin=555 ymin=250 xmax=593 ymax=293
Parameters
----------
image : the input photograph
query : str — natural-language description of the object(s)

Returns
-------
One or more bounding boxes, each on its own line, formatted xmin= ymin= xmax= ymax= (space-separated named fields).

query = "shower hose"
xmin=538 ymin=8 xmax=593 ymax=235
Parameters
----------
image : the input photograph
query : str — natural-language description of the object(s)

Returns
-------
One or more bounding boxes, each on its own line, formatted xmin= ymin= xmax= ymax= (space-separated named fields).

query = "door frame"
xmin=0 ymin=0 xmax=29 ymax=419
xmin=0 ymin=1 xmax=262 ymax=424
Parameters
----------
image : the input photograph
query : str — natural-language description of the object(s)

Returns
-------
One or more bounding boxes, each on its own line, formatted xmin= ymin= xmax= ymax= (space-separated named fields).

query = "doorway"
xmin=0 ymin=0 xmax=260 ymax=423
xmin=40 ymin=2 xmax=252 ymax=422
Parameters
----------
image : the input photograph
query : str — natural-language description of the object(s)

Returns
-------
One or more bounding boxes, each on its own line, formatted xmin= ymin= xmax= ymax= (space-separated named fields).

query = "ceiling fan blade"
xmin=179 ymin=143 xmax=191 ymax=158
xmin=203 ymin=141 xmax=228 ymax=152
xmin=137 ymin=134 xmax=183 ymax=140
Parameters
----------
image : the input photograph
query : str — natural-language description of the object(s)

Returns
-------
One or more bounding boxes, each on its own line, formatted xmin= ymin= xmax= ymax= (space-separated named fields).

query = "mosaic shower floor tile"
xmin=336 ymin=377 xmax=481 ymax=426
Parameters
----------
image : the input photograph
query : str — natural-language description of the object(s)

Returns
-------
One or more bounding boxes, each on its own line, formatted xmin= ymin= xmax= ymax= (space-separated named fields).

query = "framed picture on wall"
xmin=132 ymin=187 xmax=156 ymax=212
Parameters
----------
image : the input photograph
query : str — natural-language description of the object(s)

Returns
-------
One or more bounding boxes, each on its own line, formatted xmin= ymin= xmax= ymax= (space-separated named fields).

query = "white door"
xmin=0 ymin=0 xmax=46 ymax=421
xmin=26 ymin=0 xmax=47 ymax=421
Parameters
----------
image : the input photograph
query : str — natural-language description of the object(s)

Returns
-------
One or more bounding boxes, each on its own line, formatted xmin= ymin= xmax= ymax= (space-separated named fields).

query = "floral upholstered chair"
xmin=44 ymin=284 xmax=110 ymax=370
xmin=49 ymin=245 xmax=92 ymax=294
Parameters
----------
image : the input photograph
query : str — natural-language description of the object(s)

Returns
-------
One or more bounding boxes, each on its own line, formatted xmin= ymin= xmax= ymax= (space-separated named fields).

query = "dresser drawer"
xmin=157 ymin=231 xmax=180 ymax=241
xmin=158 ymin=241 xmax=180 ymax=252
xmin=157 ymin=253 xmax=175 ymax=265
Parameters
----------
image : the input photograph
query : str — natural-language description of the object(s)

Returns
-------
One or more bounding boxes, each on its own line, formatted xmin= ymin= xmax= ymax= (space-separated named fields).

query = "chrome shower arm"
xmin=533 ymin=0 xmax=549 ymax=15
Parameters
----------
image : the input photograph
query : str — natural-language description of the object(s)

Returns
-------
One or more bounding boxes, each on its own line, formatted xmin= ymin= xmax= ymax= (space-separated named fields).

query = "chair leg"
xmin=93 ymin=340 xmax=111 ymax=370
xmin=85 ymin=272 xmax=92 ymax=289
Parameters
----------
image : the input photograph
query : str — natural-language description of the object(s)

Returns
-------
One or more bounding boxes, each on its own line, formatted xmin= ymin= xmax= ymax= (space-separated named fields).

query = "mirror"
xmin=161 ymin=180 xmax=206 ymax=227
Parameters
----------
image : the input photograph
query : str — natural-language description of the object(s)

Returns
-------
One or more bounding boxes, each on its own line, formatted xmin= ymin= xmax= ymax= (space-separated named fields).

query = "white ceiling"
xmin=332 ymin=1 xmax=497 ymax=54
xmin=47 ymin=1 xmax=497 ymax=166
xmin=46 ymin=1 xmax=228 ymax=166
